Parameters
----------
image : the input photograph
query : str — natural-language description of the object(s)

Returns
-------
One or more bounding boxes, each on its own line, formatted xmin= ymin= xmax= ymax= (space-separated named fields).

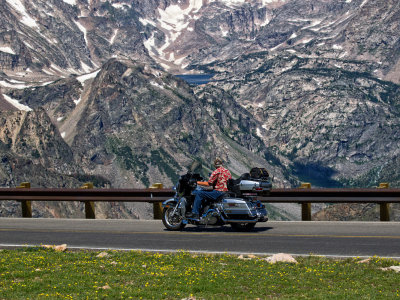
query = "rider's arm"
xmin=208 ymin=169 xmax=220 ymax=187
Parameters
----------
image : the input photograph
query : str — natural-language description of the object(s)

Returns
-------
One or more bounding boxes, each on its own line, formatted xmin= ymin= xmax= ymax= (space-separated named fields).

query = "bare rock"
xmin=42 ymin=244 xmax=67 ymax=252
xmin=381 ymin=266 xmax=400 ymax=273
xmin=265 ymin=253 xmax=297 ymax=264
xmin=96 ymin=252 xmax=109 ymax=258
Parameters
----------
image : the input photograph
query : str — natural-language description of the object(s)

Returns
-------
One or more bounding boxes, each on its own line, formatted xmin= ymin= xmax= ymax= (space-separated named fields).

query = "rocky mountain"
xmin=1 ymin=0 xmax=400 ymax=220
xmin=0 ymin=108 xmax=113 ymax=218
xmin=313 ymin=203 xmax=400 ymax=222
xmin=0 ymin=58 xmax=295 ymax=219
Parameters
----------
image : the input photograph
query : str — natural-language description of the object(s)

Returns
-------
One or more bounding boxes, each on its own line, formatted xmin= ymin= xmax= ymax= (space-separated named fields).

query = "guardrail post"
xmin=378 ymin=183 xmax=390 ymax=222
xmin=150 ymin=183 xmax=163 ymax=220
xmin=17 ymin=182 xmax=32 ymax=218
xmin=300 ymin=183 xmax=311 ymax=221
xmin=81 ymin=182 xmax=95 ymax=219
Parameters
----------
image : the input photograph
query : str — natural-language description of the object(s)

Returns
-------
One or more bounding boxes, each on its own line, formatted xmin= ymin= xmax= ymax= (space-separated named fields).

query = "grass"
xmin=0 ymin=248 xmax=399 ymax=299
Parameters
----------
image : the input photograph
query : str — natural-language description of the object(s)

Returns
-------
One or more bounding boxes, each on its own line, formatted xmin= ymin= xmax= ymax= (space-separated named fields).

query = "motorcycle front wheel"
xmin=230 ymin=222 xmax=256 ymax=232
xmin=162 ymin=207 xmax=186 ymax=231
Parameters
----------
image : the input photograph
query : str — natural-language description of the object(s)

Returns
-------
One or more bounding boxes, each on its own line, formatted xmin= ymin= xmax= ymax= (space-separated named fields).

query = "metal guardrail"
xmin=0 ymin=182 xmax=399 ymax=221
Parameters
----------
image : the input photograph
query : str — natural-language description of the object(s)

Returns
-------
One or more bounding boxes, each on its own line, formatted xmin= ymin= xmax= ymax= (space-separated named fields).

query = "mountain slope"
xmin=1 ymin=0 xmax=400 ymax=221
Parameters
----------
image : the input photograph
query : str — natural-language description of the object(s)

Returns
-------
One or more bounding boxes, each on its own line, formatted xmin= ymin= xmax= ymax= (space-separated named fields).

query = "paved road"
xmin=1 ymin=218 xmax=400 ymax=258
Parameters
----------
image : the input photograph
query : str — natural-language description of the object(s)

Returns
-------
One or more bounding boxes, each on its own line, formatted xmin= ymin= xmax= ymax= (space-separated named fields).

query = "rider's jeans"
xmin=192 ymin=190 xmax=225 ymax=215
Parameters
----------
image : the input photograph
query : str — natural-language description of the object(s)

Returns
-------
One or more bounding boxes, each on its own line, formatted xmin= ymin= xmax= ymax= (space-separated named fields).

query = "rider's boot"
xmin=186 ymin=212 xmax=200 ymax=220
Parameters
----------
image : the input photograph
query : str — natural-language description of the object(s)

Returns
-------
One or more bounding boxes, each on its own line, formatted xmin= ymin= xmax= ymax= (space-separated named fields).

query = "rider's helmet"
xmin=214 ymin=157 xmax=223 ymax=168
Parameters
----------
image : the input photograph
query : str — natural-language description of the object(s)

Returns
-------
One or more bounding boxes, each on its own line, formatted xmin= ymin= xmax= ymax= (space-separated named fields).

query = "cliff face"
xmin=0 ymin=0 xmax=152 ymax=76
xmin=202 ymin=51 xmax=400 ymax=187
xmin=0 ymin=109 xmax=109 ymax=218
xmin=2 ymin=0 xmax=397 ymax=81
xmin=64 ymin=58 xmax=282 ymax=188
xmin=0 ymin=59 xmax=288 ymax=219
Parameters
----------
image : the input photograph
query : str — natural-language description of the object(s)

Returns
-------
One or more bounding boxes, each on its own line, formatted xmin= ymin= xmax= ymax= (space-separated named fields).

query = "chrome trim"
xmin=220 ymin=214 xmax=258 ymax=223
xmin=162 ymin=198 xmax=177 ymax=207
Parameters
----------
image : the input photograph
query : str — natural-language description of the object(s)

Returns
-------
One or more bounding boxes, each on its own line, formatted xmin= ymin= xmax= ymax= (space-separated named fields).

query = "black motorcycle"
xmin=161 ymin=168 xmax=272 ymax=231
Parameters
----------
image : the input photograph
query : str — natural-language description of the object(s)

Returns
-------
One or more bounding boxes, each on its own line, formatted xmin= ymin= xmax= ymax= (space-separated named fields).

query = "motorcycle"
xmin=161 ymin=168 xmax=272 ymax=231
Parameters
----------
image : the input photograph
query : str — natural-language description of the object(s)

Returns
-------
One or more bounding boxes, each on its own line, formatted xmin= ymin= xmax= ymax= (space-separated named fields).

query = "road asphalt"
xmin=1 ymin=218 xmax=400 ymax=258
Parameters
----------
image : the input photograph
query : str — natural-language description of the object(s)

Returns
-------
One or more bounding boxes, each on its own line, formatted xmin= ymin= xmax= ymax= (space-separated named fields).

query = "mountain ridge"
xmin=1 ymin=0 xmax=400 ymax=220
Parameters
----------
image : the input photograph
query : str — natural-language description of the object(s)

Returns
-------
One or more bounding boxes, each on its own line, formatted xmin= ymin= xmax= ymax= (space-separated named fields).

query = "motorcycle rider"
xmin=187 ymin=157 xmax=232 ymax=220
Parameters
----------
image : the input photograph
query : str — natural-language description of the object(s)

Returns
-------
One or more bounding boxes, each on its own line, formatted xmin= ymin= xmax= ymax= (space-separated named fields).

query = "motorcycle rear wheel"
xmin=230 ymin=222 xmax=256 ymax=232
xmin=162 ymin=207 xmax=186 ymax=231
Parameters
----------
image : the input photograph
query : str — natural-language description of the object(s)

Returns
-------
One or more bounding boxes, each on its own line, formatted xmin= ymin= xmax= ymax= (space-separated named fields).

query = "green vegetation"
xmin=73 ymin=174 xmax=111 ymax=188
xmin=150 ymin=149 xmax=181 ymax=183
xmin=31 ymin=149 xmax=40 ymax=159
xmin=179 ymin=131 xmax=193 ymax=143
xmin=264 ymin=203 xmax=292 ymax=221
xmin=1 ymin=248 xmax=399 ymax=299
xmin=105 ymin=137 xmax=150 ymax=186
xmin=105 ymin=136 xmax=183 ymax=186
xmin=339 ymin=167 xmax=382 ymax=188
xmin=291 ymin=162 xmax=343 ymax=188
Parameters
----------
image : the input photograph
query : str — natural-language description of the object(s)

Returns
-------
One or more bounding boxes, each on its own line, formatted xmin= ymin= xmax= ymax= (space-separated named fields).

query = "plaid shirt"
xmin=208 ymin=166 xmax=232 ymax=192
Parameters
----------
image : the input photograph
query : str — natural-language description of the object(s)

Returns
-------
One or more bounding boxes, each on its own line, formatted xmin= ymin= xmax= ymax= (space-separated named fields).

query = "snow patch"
xmin=50 ymin=64 xmax=65 ymax=74
xmin=159 ymin=62 xmax=171 ymax=70
xmin=8 ymin=79 xmax=25 ymax=85
xmin=332 ymin=44 xmax=343 ymax=50
xmin=2 ymin=94 xmax=32 ymax=111
xmin=41 ymin=81 xmax=55 ymax=86
xmin=62 ymin=0 xmax=76 ymax=6
xmin=174 ymin=56 xmax=186 ymax=65
xmin=61 ymin=132 xmax=66 ymax=138
xmin=261 ymin=0 xmax=286 ymax=5
xmin=23 ymin=41 xmax=34 ymax=49
xmin=109 ymin=29 xmax=118 ymax=44
xmin=301 ymin=38 xmax=313 ymax=44
xmin=220 ymin=26 xmax=229 ymax=37
xmin=150 ymin=81 xmax=164 ymax=89
xmin=0 ymin=46 xmax=15 ymax=55
xmin=74 ymin=97 xmax=82 ymax=105
xmin=77 ymin=69 xmax=100 ymax=84
xmin=143 ymin=33 xmax=156 ymax=53
xmin=256 ymin=128 xmax=263 ymax=138
xmin=0 ymin=80 xmax=31 ymax=89
xmin=158 ymin=0 xmax=203 ymax=36
xmin=312 ymin=78 xmax=322 ymax=86
xmin=112 ymin=3 xmax=130 ymax=10
xmin=220 ymin=0 xmax=284 ymax=8
xmin=74 ymin=20 xmax=88 ymax=45
xmin=302 ymin=19 xmax=322 ymax=30
xmin=80 ymin=62 xmax=92 ymax=73
xmin=6 ymin=0 xmax=39 ymax=28
xmin=42 ymin=68 xmax=55 ymax=75
xmin=139 ymin=18 xmax=156 ymax=27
